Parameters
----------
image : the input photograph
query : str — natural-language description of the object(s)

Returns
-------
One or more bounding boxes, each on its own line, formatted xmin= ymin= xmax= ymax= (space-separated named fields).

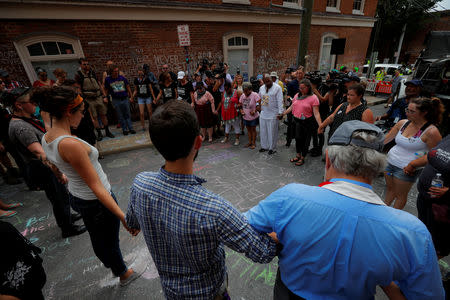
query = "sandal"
xmin=290 ymin=156 xmax=301 ymax=163
xmin=295 ymin=159 xmax=305 ymax=166
xmin=250 ymin=144 xmax=256 ymax=149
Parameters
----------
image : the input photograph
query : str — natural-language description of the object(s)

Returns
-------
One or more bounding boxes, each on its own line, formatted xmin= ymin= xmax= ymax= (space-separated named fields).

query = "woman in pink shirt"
xmin=281 ymin=79 xmax=322 ymax=166
xmin=191 ymin=84 xmax=216 ymax=142
xmin=239 ymin=83 xmax=261 ymax=149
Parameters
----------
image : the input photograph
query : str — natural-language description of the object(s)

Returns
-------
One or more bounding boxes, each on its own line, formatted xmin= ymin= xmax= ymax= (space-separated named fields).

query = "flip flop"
xmin=0 ymin=210 xmax=17 ymax=218
xmin=290 ymin=157 xmax=301 ymax=163
xmin=295 ymin=159 xmax=305 ymax=166
xmin=3 ymin=203 xmax=23 ymax=210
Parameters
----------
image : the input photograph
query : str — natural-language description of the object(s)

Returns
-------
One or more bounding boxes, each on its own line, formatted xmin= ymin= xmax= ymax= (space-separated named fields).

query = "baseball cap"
xmin=177 ymin=71 xmax=185 ymax=79
xmin=328 ymin=120 xmax=384 ymax=152
xmin=270 ymin=71 xmax=278 ymax=78
xmin=405 ymin=79 xmax=423 ymax=87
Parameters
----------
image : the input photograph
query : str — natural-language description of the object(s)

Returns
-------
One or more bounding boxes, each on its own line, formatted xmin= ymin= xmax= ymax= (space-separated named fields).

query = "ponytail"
xmin=32 ymin=86 xmax=80 ymax=120
xmin=411 ymin=97 xmax=444 ymax=125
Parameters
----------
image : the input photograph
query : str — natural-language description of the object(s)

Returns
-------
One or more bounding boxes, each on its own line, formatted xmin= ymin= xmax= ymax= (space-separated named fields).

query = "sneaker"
xmin=259 ymin=148 xmax=267 ymax=153
xmin=221 ymin=137 xmax=229 ymax=143
xmin=129 ymin=130 xmax=136 ymax=134
xmin=234 ymin=139 xmax=240 ymax=146
xmin=105 ymin=130 xmax=115 ymax=138
xmin=120 ymin=269 xmax=144 ymax=287
xmin=62 ymin=224 xmax=87 ymax=238
xmin=268 ymin=150 xmax=277 ymax=155
xmin=123 ymin=131 xmax=129 ymax=136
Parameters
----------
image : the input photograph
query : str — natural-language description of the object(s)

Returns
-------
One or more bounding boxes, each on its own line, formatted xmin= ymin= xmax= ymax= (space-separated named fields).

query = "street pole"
xmin=297 ymin=0 xmax=314 ymax=68
xmin=394 ymin=23 xmax=407 ymax=64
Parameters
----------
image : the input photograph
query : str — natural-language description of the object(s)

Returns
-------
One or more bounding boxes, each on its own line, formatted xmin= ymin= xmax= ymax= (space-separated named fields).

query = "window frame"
xmin=222 ymin=0 xmax=251 ymax=4
xmin=326 ymin=0 xmax=341 ymax=13
xmin=223 ymin=32 xmax=253 ymax=80
xmin=318 ymin=32 xmax=339 ymax=73
xmin=352 ymin=0 xmax=365 ymax=15
xmin=14 ymin=33 xmax=84 ymax=83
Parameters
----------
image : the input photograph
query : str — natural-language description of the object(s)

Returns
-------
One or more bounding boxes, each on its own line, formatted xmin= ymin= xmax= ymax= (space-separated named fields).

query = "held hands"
xmin=120 ymin=217 xmax=140 ymax=236
xmin=250 ymin=110 xmax=255 ymax=116
xmin=103 ymin=96 xmax=108 ymax=103
xmin=403 ymin=163 xmax=416 ymax=176
xmin=213 ymin=110 xmax=218 ymax=115
xmin=428 ymin=186 xmax=449 ymax=198
xmin=277 ymin=113 xmax=284 ymax=120
xmin=318 ymin=126 xmax=324 ymax=134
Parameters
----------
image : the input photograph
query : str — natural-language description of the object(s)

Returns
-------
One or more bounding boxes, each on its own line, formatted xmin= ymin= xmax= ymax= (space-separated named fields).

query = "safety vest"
xmin=375 ymin=71 xmax=385 ymax=81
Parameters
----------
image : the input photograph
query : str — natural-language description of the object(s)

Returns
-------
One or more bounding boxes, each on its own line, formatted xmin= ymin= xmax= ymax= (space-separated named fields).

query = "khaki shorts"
xmin=85 ymin=96 xmax=107 ymax=118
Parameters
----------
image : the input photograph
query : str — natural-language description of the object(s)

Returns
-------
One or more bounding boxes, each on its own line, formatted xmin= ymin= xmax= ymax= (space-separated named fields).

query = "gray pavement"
xmin=0 ymin=102 xmax=436 ymax=299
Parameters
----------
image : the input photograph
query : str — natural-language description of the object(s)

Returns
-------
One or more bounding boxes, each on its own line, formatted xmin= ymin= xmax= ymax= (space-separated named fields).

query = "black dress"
xmin=71 ymin=101 xmax=97 ymax=146
xmin=328 ymin=102 xmax=367 ymax=141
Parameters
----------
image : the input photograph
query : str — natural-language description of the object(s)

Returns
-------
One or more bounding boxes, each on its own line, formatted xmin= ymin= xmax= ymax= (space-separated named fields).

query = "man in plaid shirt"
xmin=126 ymin=100 xmax=278 ymax=299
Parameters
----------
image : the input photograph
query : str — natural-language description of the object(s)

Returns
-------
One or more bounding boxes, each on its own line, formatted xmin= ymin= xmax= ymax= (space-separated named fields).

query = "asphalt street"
xmin=0 ymin=103 xmax=439 ymax=299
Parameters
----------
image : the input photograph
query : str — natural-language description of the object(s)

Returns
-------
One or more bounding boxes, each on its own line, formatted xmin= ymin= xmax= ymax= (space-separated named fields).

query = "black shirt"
xmin=177 ymin=81 xmax=194 ymax=104
xmin=207 ymin=85 xmax=222 ymax=108
xmin=134 ymin=77 xmax=152 ymax=98
xmin=160 ymin=84 xmax=177 ymax=103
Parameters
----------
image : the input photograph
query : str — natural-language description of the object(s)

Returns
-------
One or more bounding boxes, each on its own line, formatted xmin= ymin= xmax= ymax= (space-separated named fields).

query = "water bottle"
xmin=431 ymin=173 xmax=444 ymax=198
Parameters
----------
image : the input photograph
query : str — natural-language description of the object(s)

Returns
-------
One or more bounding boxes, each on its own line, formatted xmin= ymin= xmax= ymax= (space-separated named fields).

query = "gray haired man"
xmin=245 ymin=120 xmax=444 ymax=299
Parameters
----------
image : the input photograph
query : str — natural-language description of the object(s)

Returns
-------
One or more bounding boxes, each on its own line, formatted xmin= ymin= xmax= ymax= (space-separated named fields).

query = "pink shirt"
xmin=292 ymin=94 xmax=319 ymax=119
xmin=194 ymin=91 xmax=214 ymax=106
xmin=239 ymin=92 xmax=260 ymax=121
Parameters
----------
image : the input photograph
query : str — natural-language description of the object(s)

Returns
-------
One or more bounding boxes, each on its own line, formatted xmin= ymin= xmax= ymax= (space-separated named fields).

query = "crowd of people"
xmin=0 ymin=57 xmax=449 ymax=300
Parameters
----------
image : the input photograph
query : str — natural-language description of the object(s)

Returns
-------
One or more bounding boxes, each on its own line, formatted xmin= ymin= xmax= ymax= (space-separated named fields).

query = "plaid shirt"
xmin=126 ymin=167 xmax=277 ymax=299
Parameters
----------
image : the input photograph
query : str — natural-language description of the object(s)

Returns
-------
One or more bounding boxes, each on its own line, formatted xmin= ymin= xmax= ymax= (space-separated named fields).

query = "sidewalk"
xmin=97 ymin=95 xmax=389 ymax=156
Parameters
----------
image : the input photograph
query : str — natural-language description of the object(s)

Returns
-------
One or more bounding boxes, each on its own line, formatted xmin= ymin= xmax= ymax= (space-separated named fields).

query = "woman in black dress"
xmin=318 ymin=83 xmax=374 ymax=139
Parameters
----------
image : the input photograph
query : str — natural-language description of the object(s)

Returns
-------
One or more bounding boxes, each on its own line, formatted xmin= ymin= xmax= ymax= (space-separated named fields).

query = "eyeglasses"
xmin=405 ymin=108 xmax=416 ymax=114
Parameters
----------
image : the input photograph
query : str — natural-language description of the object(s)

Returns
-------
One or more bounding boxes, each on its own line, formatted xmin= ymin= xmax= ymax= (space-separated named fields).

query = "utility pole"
xmin=394 ymin=23 xmax=407 ymax=64
xmin=297 ymin=0 xmax=314 ymax=67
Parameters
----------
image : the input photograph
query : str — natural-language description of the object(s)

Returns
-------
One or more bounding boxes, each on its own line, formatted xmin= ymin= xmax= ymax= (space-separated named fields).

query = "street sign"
xmin=177 ymin=25 xmax=191 ymax=47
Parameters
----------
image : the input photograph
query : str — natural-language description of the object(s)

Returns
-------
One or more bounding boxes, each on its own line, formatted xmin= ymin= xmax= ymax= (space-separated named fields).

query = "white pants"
xmin=260 ymin=118 xmax=278 ymax=150
xmin=225 ymin=118 xmax=241 ymax=135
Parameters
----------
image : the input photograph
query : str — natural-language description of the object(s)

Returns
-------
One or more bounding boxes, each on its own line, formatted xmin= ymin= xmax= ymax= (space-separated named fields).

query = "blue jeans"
xmin=112 ymin=97 xmax=133 ymax=132
xmin=69 ymin=192 xmax=127 ymax=277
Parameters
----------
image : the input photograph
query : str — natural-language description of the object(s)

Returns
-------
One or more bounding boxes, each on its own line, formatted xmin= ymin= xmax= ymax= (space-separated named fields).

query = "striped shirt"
xmin=126 ymin=167 xmax=277 ymax=299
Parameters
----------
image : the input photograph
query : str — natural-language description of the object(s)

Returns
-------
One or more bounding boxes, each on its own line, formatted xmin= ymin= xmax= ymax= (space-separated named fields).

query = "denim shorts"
xmin=137 ymin=97 xmax=152 ymax=105
xmin=243 ymin=118 xmax=259 ymax=127
xmin=385 ymin=162 xmax=421 ymax=182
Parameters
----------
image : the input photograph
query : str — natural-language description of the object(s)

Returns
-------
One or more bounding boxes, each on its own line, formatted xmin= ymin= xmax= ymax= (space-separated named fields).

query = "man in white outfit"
xmin=258 ymin=74 xmax=284 ymax=155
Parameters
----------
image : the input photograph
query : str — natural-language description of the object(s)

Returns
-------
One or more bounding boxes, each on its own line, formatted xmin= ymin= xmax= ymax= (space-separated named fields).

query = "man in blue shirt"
xmin=126 ymin=100 xmax=278 ymax=300
xmin=376 ymin=79 xmax=422 ymax=129
xmin=245 ymin=120 xmax=444 ymax=299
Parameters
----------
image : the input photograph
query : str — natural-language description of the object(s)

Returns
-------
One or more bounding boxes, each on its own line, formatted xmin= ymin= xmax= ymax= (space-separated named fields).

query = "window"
xmin=283 ymin=0 xmax=303 ymax=8
xmin=318 ymin=33 xmax=338 ymax=74
xmin=326 ymin=0 xmax=341 ymax=12
xmin=352 ymin=0 xmax=365 ymax=14
xmin=222 ymin=0 xmax=250 ymax=4
xmin=14 ymin=34 xmax=84 ymax=83
xmin=223 ymin=33 xmax=253 ymax=82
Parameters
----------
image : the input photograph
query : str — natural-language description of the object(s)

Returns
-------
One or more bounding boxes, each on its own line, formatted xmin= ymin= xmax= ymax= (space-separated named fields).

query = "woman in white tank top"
xmin=37 ymin=87 xmax=141 ymax=286
xmin=383 ymin=97 xmax=443 ymax=209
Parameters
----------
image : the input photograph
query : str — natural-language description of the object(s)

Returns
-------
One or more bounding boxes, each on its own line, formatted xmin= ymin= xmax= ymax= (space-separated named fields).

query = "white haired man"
xmin=258 ymin=74 xmax=284 ymax=155
xmin=245 ymin=120 xmax=444 ymax=299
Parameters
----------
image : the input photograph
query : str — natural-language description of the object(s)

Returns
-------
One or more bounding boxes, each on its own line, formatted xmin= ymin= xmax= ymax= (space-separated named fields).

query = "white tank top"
xmin=42 ymin=134 xmax=111 ymax=200
xmin=387 ymin=122 xmax=431 ymax=169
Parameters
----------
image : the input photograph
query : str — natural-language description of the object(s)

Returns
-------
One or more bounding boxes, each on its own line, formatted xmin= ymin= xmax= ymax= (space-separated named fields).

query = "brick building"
xmin=400 ymin=10 xmax=450 ymax=65
xmin=0 ymin=0 xmax=377 ymax=85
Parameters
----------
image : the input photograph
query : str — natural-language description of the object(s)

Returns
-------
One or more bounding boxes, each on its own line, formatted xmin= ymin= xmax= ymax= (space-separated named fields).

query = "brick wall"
xmin=0 ymin=19 xmax=372 ymax=85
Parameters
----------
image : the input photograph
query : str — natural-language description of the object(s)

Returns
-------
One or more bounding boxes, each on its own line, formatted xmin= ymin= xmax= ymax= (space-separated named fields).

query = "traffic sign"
xmin=177 ymin=25 xmax=191 ymax=47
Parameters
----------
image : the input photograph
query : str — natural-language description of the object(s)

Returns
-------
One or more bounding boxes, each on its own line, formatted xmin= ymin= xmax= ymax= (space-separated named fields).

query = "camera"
xmin=305 ymin=71 xmax=323 ymax=86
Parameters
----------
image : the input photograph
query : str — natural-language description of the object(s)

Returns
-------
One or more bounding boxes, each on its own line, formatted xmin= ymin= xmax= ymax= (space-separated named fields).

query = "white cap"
xmin=177 ymin=71 xmax=185 ymax=79
xmin=270 ymin=71 xmax=278 ymax=78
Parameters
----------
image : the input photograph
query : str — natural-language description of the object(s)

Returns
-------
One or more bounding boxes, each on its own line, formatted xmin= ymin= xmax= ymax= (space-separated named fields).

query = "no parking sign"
xmin=177 ymin=25 xmax=191 ymax=47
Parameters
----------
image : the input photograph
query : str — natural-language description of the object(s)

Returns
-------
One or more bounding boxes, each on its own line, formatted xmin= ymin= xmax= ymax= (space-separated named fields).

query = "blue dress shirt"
xmin=244 ymin=179 xmax=444 ymax=299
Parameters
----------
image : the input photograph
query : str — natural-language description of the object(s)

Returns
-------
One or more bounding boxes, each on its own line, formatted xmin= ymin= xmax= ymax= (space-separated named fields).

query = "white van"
xmin=361 ymin=64 xmax=410 ymax=80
